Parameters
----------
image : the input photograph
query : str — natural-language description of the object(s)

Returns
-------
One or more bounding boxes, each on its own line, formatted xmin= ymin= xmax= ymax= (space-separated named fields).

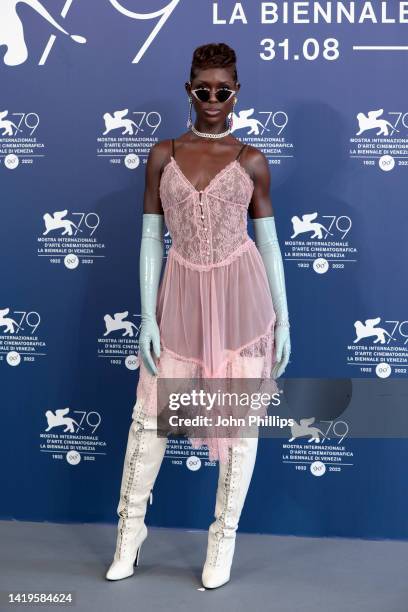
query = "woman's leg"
xmin=201 ymin=433 xmax=259 ymax=589
xmin=106 ymin=399 xmax=168 ymax=580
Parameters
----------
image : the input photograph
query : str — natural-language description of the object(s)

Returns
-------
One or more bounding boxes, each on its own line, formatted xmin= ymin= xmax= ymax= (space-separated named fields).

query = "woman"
xmin=106 ymin=42 xmax=291 ymax=589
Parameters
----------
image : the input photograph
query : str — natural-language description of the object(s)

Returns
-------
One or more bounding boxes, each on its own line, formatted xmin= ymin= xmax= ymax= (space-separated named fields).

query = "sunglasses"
xmin=190 ymin=87 xmax=236 ymax=104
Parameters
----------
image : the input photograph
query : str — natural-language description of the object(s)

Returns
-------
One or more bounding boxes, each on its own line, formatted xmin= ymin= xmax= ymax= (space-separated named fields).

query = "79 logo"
xmin=1 ymin=0 xmax=181 ymax=66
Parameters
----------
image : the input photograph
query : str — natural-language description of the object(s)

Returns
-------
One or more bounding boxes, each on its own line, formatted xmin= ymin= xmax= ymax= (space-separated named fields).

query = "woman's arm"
xmin=138 ymin=143 xmax=167 ymax=375
xmin=246 ymin=148 xmax=291 ymax=378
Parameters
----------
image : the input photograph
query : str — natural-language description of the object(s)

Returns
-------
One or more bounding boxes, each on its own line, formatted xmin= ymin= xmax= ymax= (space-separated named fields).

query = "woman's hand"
xmin=138 ymin=314 xmax=161 ymax=376
xmin=271 ymin=324 xmax=291 ymax=379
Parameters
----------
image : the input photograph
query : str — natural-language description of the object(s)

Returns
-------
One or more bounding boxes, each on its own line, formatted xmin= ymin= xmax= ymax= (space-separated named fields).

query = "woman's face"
xmin=185 ymin=67 xmax=240 ymax=126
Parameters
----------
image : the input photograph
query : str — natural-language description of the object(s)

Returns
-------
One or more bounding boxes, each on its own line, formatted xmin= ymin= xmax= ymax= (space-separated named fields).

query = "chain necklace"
xmin=190 ymin=123 xmax=231 ymax=139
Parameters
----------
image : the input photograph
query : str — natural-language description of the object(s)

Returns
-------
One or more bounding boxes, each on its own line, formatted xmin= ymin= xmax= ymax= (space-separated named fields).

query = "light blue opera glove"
xmin=138 ymin=213 xmax=164 ymax=376
xmin=253 ymin=216 xmax=291 ymax=379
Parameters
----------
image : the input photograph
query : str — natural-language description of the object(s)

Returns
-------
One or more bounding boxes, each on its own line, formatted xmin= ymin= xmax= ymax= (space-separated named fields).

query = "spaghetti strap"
xmin=171 ymin=138 xmax=175 ymax=159
xmin=236 ymin=144 xmax=246 ymax=160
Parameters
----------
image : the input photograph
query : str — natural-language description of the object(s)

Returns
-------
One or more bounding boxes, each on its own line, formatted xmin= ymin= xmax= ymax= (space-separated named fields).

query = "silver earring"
xmin=186 ymin=96 xmax=193 ymax=128
xmin=228 ymin=97 xmax=237 ymax=131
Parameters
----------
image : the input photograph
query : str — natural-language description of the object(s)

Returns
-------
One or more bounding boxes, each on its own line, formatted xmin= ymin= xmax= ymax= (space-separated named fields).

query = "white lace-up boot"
xmin=201 ymin=435 xmax=259 ymax=589
xmin=105 ymin=403 xmax=168 ymax=581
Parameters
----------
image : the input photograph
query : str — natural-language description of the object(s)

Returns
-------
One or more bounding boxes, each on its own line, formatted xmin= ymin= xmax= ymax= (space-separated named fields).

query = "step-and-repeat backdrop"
xmin=1 ymin=1 xmax=407 ymax=540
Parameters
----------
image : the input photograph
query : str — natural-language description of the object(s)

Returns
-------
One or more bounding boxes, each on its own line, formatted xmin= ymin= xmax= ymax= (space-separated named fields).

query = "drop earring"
xmin=186 ymin=96 xmax=193 ymax=128
xmin=228 ymin=97 xmax=237 ymax=131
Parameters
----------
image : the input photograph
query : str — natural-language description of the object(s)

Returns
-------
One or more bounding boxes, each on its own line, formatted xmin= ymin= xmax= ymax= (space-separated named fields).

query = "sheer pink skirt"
xmin=134 ymin=239 xmax=279 ymax=463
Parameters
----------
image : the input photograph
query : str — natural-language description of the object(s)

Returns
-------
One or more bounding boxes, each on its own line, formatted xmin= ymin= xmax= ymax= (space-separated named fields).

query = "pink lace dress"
xmin=134 ymin=142 xmax=279 ymax=463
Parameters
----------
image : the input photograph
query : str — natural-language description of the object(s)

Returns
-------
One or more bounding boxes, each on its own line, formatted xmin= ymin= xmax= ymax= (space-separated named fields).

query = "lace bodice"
xmin=159 ymin=156 xmax=254 ymax=267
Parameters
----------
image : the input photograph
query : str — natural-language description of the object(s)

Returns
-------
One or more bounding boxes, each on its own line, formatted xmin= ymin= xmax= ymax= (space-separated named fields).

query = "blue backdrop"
xmin=1 ymin=0 xmax=407 ymax=540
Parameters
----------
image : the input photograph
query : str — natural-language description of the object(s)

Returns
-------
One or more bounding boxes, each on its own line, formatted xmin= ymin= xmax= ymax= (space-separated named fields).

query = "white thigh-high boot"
xmin=105 ymin=401 xmax=168 ymax=581
xmin=201 ymin=434 xmax=259 ymax=589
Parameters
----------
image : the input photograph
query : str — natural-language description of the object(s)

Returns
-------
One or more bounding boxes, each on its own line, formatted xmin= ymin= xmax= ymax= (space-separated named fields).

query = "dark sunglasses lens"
xmin=216 ymin=89 xmax=232 ymax=103
xmin=195 ymin=89 xmax=210 ymax=102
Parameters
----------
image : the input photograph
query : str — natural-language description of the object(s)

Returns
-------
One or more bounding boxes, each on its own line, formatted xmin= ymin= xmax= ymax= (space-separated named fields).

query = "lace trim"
xmin=168 ymin=237 xmax=255 ymax=271
xmin=161 ymin=153 xmax=254 ymax=192
xmin=171 ymin=156 xmax=239 ymax=194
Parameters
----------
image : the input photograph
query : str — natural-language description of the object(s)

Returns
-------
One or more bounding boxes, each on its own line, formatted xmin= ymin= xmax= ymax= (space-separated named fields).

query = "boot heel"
xmin=134 ymin=543 xmax=142 ymax=566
